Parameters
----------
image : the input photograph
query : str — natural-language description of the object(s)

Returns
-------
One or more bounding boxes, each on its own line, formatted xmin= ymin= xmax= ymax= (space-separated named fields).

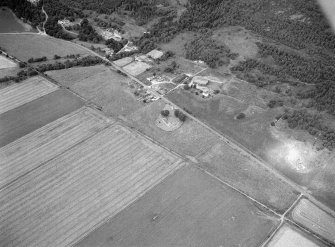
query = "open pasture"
xmin=51 ymin=65 xmax=146 ymax=117
xmin=291 ymin=199 xmax=335 ymax=244
xmin=0 ymin=54 xmax=17 ymax=69
xmin=0 ymin=76 xmax=58 ymax=115
xmin=167 ymin=87 xmax=279 ymax=156
xmin=0 ymin=124 xmax=184 ymax=247
xmin=198 ymin=141 xmax=299 ymax=213
xmin=0 ymin=107 xmax=112 ymax=190
xmin=0 ymin=89 xmax=84 ymax=147
xmin=0 ymin=8 xmax=35 ymax=33
xmin=0 ymin=34 xmax=91 ymax=61
xmin=76 ymin=165 xmax=278 ymax=247
xmin=267 ymin=224 xmax=328 ymax=247
xmin=122 ymin=61 xmax=152 ymax=76
xmin=46 ymin=65 xmax=108 ymax=88
xmin=113 ymin=56 xmax=134 ymax=67
xmin=309 ymin=154 xmax=335 ymax=211
xmin=128 ymin=99 xmax=220 ymax=158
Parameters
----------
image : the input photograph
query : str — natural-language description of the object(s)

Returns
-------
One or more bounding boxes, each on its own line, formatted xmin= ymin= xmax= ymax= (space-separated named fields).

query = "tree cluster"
xmin=185 ymin=36 xmax=233 ymax=68
xmin=28 ymin=56 xmax=47 ymax=63
xmin=78 ymin=19 xmax=103 ymax=43
xmin=298 ymin=81 xmax=335 ymax=115
xmin=36 ymin=56 xmax=104 ymax=72
xmin=283 ymin=110 xmax=335 ymax=151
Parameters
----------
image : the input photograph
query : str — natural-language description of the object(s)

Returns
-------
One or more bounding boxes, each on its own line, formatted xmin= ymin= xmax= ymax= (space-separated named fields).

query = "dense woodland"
xmin=283 ymin=110 xmax=335 ymax=151
xmin=78 ymin=19 xmax=103 ymax=42
xmin=185 ymin=36 xmax=237 ymax=68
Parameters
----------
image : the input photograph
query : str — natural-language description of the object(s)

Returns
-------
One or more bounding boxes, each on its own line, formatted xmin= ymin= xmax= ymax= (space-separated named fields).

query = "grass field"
xmin=113 ymin=56 xmax=134 ymax=67
xmin=0 ymin=54 xmax=17 ymax=69
xmin=166 ymin=87 xmax=279 ymax=156
xmin=48 ymin=65 xmax=146 ymax=117
xmin=198 ymin=141 xmax=299 ymax=213
xmin=267 ymin=224 xmax=328 ymax=247
xmin=0 ymin=34 xmax=90 ymax=61
xmin=0 ymin=8 xmax=35 ymax=33
xmin=0 ymin=89 xmax=84 ymax=147
xmin=127 ymin=99 xmax=220 ymax=158
xmin=0 ymin=107 xmax=112 ymax=190
xmin=0 ymin=76 xmax=58 ymax=115
xmin=122 ymin=61 xmax=152 ymax=76
xmin=309 ymin=155 xmax=335 ymax=211
xmin=0 ymin=124 xmax=184 ymax=247
xmin=46 ymin=65 xmax=108 ymax=88
xmin=76 ymin=165 xmax=278 ymax=247
xmin=291 ymin=199 xmax=335 ymax=244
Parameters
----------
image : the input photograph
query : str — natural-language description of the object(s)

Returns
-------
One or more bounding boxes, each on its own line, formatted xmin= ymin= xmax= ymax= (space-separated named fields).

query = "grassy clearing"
xmin=76 ymin=165 xmax=278 ymax=247
xmin=0 ymin=34 xmax=91 ymax=61
xmin=127 ymin=99 xmax=219 ymax=158
xmin=160 ymin=31 xmax=196 ymax=56
xmin=212 ymin=26 xmax=260 ymax=60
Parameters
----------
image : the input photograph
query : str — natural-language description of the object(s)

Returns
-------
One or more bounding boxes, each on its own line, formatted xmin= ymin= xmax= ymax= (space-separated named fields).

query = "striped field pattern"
xmin=0 ymin=76 xmax=58 ymax=114
xmin=0 ymin=107 xmax=112 ymax=190
xmin=291 ymin=199 xmax=335 ymax=244
xmin=0 ymin=124 xmax=185 ymax=247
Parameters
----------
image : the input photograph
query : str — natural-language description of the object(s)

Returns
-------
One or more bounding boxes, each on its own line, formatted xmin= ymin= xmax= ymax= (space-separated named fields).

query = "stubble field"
xmin=76 ymin=165 xmax=279 ymax=247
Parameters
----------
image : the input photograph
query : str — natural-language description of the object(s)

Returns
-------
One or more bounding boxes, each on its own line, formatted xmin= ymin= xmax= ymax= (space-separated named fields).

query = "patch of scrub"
xmin=155 ymin=104 xmax=182 ymax=131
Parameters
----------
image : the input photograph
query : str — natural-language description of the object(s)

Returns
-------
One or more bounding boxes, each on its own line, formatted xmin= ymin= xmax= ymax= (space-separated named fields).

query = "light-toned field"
xmin=267 ymin=225 xmax=327 ymax=247
xmin=147 ymin=49 xmax=164 ymax=59
xmin=113 ymin=56 xmax=134 ymax=67
xmin=77 ymin=165 xmax=278 ymax=247
xmin=122 ymin=61 xmax=152 ymax=76
xmin=160 ymin=31 xmax=196 ymax=56
xmin=0 ymin=107 xmax=112 ymax=190
xmin=0 ymin=55 xmax=16 ymax=69
xmin=0 ymin=34 xmax=90 ymax=61
xmin=46 ymin=65 xmax=108 ymax=87
xmin=128 ymin=99 xmax=220 ymax=158
xmin=198 ymin=141 xmax=299 ymax=213
xmin=212 ymin=26 xmax=260 ymax=60
xmin=0 ymin=8 xmax=35 ymax=33
xmin=0 ymin=124 xmax=184 ymax=247
xmin=48 ymin=65 xmax=146 ymax=117
xmin=0 ymin=89 xmax=84 ymax=148
xmin=291 ymin=199 xmax=335 ymax=243
xmin=0 ymin=76 xmax=58 ymax=115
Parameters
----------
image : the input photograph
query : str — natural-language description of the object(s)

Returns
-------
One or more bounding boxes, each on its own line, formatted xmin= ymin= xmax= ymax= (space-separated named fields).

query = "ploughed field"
xmin=0 ymin=89 xmax=84 ymax=147
xmin=0 ymin=76 xmax=58 ymax=115
xmin=0 ymin=113 xmax=185 ymax=246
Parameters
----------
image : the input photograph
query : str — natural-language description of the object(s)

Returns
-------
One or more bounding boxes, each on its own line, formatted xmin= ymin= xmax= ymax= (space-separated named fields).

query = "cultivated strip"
xmin=0 ymin=107 xmax=111 ymax=190
xmin=0 ymin=125 xmax=185 ymax=247
xmin=0 ymin=76 xmax=58 ymax=114
xmin=291 ymin=199 xmax=335 ymax=244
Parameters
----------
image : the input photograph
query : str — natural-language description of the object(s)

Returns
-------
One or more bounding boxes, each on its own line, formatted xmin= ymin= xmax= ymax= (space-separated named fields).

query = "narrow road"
xmin=41 ymin=6 xmax=48 ymax=35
